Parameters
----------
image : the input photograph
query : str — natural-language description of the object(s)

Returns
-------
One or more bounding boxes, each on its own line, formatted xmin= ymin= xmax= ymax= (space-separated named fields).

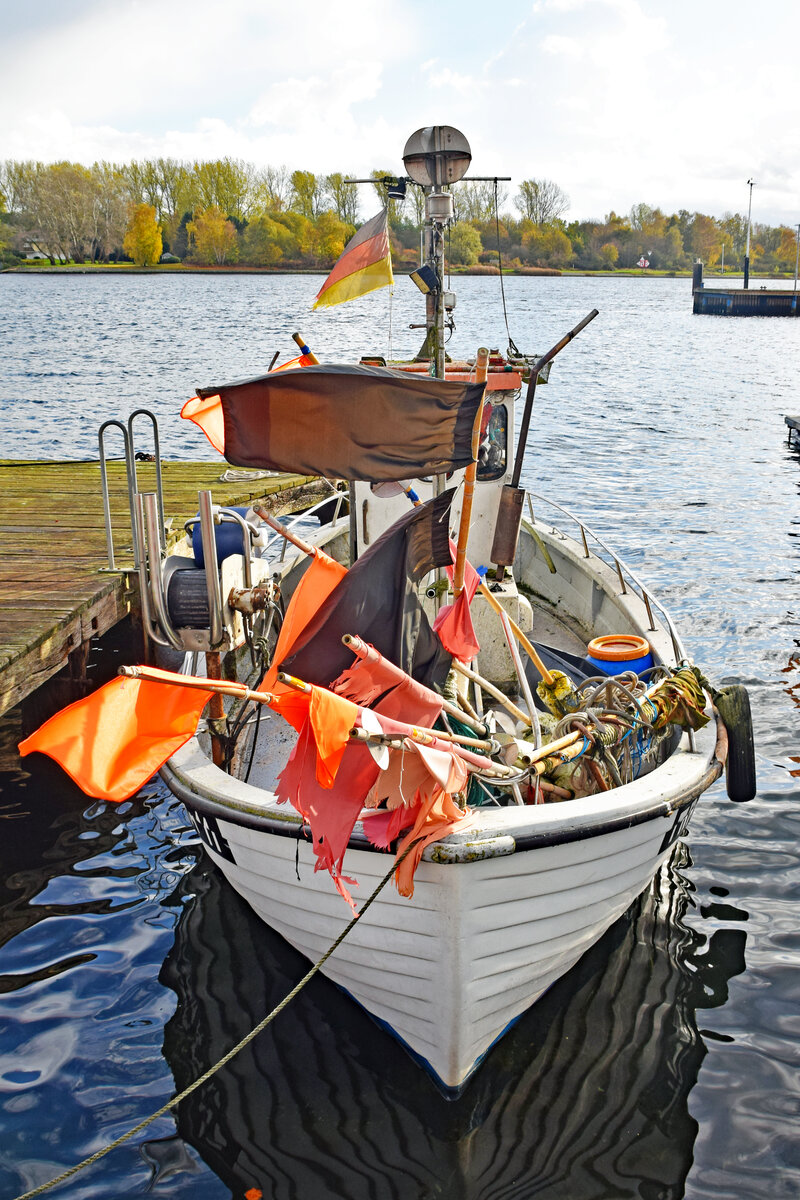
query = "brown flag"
xmin=188 ymin=363 xmax=485 ymax=482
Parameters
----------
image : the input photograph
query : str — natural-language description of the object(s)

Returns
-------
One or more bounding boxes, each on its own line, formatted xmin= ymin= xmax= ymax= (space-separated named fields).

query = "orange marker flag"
xmin=261 ymin=547 xmax=347 ymax=696
xmin=18 ymin=668 xmax=215 ymax=803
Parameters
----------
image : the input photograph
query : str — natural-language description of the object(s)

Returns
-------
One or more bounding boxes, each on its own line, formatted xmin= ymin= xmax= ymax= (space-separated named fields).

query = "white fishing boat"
xmin=24 ymin=126 xmax=755 ymax=1091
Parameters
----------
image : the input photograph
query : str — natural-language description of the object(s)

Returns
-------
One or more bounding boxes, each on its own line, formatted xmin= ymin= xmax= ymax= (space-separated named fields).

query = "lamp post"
xmin=794 ymin=224 xmax=800 ymax=294
xmin=744 ymin=178 xmax=755 ymax=289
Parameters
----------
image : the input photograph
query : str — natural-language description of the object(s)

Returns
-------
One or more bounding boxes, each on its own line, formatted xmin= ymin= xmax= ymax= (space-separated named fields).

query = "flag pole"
xmin=453 ymin=346 xmax=489 ymax=596
xmin=291 ymin=332 xmax=319 ymax=364
xmin=119 ymin=665 xmax=273 ymax=704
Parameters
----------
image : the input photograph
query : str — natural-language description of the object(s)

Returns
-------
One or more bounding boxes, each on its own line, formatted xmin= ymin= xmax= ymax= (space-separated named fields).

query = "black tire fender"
xmin=716 ymin=684 xmax=756 ymax=802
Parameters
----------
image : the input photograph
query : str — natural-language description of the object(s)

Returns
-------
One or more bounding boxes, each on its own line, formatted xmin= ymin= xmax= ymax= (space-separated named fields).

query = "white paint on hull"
xmin=192 ymin=806 xmax=690 ymax=1087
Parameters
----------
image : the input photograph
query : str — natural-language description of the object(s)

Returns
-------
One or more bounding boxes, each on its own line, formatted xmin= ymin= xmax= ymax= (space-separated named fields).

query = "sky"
xmin=2 ymin=0 xmax=799 ymax=226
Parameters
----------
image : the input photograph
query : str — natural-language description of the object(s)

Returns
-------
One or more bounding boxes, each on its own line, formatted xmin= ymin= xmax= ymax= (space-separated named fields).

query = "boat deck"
xmin=0 ymin=460 xmax=320 ymax=718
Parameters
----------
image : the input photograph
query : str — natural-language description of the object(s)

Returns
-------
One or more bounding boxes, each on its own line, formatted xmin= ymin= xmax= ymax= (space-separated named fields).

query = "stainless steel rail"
xmin=268 ymin=490 xmax=347 ymax=564
xmin=98 ymin=419 xmax=135 ymax=569
xmin=525 ymin=491 xmax=688 ymax=666
xmin=127 ymin=409 xmax=166 ymax=553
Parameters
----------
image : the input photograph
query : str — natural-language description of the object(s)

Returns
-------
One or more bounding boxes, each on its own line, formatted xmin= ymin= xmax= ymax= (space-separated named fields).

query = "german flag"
xmin=313 ymin=208 xmax=393 ymax=309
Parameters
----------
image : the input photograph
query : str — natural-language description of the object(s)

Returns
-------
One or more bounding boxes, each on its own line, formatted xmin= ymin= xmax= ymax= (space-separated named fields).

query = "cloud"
xmin=0 ymin=0 xmax=414 ymax=168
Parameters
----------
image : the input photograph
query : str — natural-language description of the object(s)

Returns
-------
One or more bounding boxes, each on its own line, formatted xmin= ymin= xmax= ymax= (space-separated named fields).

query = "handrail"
xmin=97 ymin=419 xmax=135 ymax=569
xmin=525 ymin=491 xmax=687 ymax=666
xmin=127 ymin=409 xmax=166 ymax=552
xmin=141 ymin=492 xmax=184 ymax=651
xmin=268 ymin=491 xmax=347 ymax=564
xmin=133 ymin=493 xmax=173 ymax=647
xmin=197 ymin=490 xmax=224 ymax=647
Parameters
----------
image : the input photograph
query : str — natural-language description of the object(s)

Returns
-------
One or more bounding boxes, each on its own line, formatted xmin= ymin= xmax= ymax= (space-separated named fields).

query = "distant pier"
xmin=693 ymin=260 xmax=800 ymax=316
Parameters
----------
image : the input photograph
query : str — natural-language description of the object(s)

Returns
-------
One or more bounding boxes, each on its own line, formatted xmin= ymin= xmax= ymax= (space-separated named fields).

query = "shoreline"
xmin=3 ymin=263 xmax=794 ymax=281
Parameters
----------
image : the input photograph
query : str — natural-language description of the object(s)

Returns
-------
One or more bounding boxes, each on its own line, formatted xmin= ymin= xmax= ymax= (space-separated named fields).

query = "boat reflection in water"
xmin=156 ymin=845 xmax=746 ymax=1200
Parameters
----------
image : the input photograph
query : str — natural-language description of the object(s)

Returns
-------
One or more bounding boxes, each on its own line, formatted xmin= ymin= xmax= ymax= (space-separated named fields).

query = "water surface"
xmin=0 ymin=272 xmax=798 ymax=1199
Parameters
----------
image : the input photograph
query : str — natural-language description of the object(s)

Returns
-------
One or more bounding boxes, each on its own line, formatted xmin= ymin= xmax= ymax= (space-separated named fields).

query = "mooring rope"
xmin=12 ymin=841 xmax=420 ymax=1200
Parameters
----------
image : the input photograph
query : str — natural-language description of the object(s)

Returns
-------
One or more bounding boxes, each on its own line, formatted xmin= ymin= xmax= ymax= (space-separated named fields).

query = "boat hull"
xmin=164 ymin=720 xmax=720 ymax=1088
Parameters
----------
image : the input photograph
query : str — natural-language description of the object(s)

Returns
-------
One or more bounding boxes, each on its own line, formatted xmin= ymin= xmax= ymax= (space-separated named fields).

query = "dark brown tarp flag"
xmin=194 ymin=363 xmax=484 ymax=482
xmin=281 ymin=490 xmax=455 ymax=691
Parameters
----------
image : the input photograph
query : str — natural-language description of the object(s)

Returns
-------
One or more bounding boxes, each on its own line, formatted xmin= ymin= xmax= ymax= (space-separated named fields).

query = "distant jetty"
xmin=692 ymin=260 xmax=799 ymax=316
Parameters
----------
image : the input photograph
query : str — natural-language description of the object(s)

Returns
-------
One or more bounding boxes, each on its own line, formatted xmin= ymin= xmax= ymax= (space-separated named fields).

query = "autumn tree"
xmin=449 ymin=221 xmax=482 ymax=265
xmin=123 ymin=203 xmax=163 ymax=265
xmin=515 ymin=179 xmax=570 ymax=225
xmin=187 ymin=206 xmax=239 ymax=264
xmin=599 ymin=242 xmax=619 ymax=268
xmin=90 ymin=162 xmax=132 ymax=259
xmin=191 ymin=159 xmax=257 ymax=222
xmin=688 ymin=212 xmax=721 ymax=265
xmin=312 ymin=210 xmax=351 ymax=261
xmin=453 ymin=180 xmax=507 ymax=224
xmin=241 ymin=215 xmax=287 ymax=265
xmin=522 ymin=224 xmax=573 ymax=268
xmin=290 ymin=170 xmax=324 ymax=219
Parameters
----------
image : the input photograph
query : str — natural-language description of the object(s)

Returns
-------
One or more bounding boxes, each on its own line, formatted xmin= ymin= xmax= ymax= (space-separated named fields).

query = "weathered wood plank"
xmin=0 ymin=463 xmax=322 ymax=716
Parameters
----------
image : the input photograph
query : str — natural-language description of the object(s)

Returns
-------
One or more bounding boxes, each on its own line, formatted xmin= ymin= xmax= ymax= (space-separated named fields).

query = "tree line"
xmin=0 ymin=157 xmax=796 ymax=274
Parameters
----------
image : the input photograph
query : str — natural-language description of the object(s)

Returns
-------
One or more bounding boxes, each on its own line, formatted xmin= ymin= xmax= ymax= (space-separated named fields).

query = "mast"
xmin=403 ymin=125 xmax=472 ymax=381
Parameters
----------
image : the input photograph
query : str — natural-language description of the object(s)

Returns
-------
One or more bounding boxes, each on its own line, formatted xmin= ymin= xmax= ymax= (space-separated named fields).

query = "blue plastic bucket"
xmin=192 ymin=506 xmax=250 ymax=568
xmin=585 ymin=634 xmax=653 ymax=677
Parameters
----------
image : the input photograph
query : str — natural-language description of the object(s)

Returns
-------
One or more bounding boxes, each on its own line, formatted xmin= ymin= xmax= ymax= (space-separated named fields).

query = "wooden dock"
xmin=0 ymin=460 xmax=322 ymax=718
xmin=787 ymin=416 xmax=800 ymax=447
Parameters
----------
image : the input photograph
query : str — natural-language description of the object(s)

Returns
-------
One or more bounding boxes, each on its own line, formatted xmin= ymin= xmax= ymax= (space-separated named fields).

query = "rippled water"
xmin=0 ymin=273 xmax=798 ymax=1199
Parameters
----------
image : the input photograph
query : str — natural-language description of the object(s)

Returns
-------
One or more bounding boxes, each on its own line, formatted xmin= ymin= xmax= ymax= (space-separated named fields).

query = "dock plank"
xmin=0 ymin=462 xmax=323 ymax=716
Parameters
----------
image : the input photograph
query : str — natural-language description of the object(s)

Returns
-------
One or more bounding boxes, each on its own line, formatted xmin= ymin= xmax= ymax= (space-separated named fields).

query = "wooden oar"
xmin=453 ymin=346 xmax=489 ymax=597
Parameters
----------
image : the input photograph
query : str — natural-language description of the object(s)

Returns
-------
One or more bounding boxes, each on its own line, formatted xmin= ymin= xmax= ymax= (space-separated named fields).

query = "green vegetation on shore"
xmin=1 ymin=157 xmax=795 ymax=276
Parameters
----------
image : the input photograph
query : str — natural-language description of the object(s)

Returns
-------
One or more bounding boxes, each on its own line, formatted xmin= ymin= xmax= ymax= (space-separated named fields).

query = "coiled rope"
xmin=12 ymin=840 xmax=420 ymax=1200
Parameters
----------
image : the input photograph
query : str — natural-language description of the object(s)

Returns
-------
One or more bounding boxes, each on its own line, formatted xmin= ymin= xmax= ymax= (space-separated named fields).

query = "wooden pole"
xmin=476 ymin=581 xmax=556 ymax=686
xmin=119 ymin=665 xmax=273 ymax=704
xmin=450 ymin=660 xmax=531 ymax=726
xmin=205 ymin=651 xmax=227 ymax=767
xmin=453 ymin=346 xmax=489 ymax=597
xmin=291 ymin=332 xmax=320 ymax=364
xmin=341 ymin=634 xmax=487 ymax=736
xmin=251 ymin=505 xmax=318 ymax=557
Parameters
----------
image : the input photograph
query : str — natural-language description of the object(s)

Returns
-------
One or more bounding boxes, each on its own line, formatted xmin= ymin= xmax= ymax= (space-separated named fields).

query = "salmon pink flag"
xmin=432 ymin=540 xmax=481 ymax=661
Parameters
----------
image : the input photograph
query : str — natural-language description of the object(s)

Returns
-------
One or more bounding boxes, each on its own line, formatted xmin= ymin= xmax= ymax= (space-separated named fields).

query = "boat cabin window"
xmin=476 ymin=403 xmax=507 ymax=482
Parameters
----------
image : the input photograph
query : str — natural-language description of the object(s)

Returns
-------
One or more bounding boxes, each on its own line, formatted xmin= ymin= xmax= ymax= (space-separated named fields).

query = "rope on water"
xmin=12 ymin=840 xmax=420 ymax=1200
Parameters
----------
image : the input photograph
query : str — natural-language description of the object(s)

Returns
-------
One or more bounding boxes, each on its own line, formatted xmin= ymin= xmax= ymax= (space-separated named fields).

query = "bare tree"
xmin=324 ymin=173 xmax=359 ymax=225
xmin=514 ymin=178 xmax=570 ymax=224
xmin=257 ymin=165 xmax=292 ymax=212
xmin=454 ymin=180 xmax=508 ymax=224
